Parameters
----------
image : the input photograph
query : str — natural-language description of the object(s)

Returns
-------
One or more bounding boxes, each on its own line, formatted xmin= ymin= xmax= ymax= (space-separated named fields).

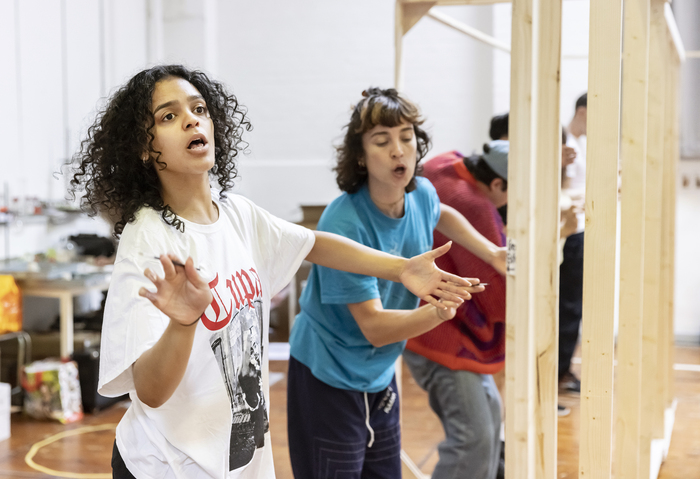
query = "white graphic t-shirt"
xmin=98 ymin=194 xmax=315 ymax=479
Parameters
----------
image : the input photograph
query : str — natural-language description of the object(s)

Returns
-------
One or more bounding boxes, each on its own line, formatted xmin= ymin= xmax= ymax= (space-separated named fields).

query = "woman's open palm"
xmin=139 ymin=255 xmax=213 ymax=325
xmin=399 ymin=242 xmax=483 ymax=308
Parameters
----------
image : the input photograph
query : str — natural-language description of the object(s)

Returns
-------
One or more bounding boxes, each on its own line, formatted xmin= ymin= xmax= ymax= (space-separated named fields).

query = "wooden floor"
xmin=0 ymin=346 xmax=698 ymax=478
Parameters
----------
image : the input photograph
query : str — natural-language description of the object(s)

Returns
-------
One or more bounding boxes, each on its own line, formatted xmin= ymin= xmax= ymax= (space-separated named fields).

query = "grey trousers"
xmin=403 ymin=350 xmax=502 ymax=479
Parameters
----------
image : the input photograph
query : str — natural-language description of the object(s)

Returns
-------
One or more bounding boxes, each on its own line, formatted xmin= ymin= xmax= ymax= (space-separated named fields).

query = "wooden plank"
xmin=614 ymin=0 xmax=650 ymax=477
xmin=426 ymin=9 xmax=510 ymax=52
xmin=505 ymin=0 xmax=539 ymax=479
xmin=395 ymin=0 xmax=405 ymax=90
xmin=639 ymin=3 xmax=667 ymax=477
xmin=658 ymin=31 xmax=675 ymax=427
xmin=578 ymin=0 xmax=623 ymax=477
xmin=532 ymin=1 xmax=562 ymax=478
xmin=505 ymin=0 xmax=537 ymax=477
xmin=667 ymin=58 xmax=679 ymax=410
xmin=664 ymin=3 xmax=686 ymax=62
xmin=402 ymin=2 xmax=436 ymax=34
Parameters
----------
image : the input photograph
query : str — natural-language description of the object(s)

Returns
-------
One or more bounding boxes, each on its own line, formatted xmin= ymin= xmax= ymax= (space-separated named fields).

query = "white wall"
xmin=675 ymin=160 xmax=700 ymax=341
xmin=673 ymin=0 xmax=700 ymax=158
xmin=3 ymin=0 xmax=698 ymax=340
xmin=670 ymin=0 xmax=700 ymax=342
xmin=215 ymin=1 xmax=496 ymax=221
xmin=1 ymin=0 xmax=150 ymax=261
xmin=492 ymin=0 xmax=589 ymax=127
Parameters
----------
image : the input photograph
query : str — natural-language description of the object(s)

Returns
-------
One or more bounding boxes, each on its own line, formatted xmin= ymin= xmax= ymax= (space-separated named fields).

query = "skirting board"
xmin=650 ymin=400 xmax=678 ymax=479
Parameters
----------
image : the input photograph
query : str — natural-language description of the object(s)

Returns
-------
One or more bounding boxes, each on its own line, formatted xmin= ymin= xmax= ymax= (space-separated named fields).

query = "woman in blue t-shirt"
xmin=287 ymin=87 xmax=506 ymax=478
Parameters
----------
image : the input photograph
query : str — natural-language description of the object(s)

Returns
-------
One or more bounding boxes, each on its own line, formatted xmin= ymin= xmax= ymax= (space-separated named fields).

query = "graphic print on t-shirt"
xmin=202 ymin=268 xmax=269 ymax=471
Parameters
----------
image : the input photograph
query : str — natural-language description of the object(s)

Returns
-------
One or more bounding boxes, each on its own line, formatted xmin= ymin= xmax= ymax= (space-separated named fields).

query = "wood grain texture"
xmin=505 ymin=0 xmax=537 ymax=477
xmin=579 ymin=0 xmax=623 ymax=477
xmin=401 ymin=2 xmax=435 ymax=34
xmin=532 ymin=1 xmax=563 ymax=479
xmin=614 ymin=0 xmax=650 ymax=477
xmin=395 ymin=0 xmax=405 ymax=91
xmin=639 ymin=4 xmax=667 ymax=477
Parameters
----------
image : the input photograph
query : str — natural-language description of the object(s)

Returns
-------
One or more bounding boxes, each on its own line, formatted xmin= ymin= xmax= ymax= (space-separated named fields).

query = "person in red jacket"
xmin=404 ymin=140 xmax=508 ymax=479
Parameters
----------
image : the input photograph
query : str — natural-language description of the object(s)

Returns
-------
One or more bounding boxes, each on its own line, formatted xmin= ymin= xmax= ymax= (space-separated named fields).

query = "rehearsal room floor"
xmin=0 ymin=346 xmax=698 ymax=478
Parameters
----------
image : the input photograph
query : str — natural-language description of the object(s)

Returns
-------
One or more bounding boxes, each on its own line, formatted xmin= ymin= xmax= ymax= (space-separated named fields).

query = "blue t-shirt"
xmin=289 ymin=177 xmax=441 ymax=392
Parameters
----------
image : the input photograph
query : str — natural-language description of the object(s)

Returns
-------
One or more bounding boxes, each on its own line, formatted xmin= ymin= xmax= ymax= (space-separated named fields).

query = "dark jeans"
xmin=287 ymin=356 xmax=401 ymax=479
xmin=559 ymin=231 xmax=584 ymax=379
xmin=112 ymin=441 xmax=136 ymax=479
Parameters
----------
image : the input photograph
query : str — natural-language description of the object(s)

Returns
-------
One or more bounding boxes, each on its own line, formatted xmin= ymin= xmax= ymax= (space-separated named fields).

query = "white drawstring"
xmin=364 ymin=392 xmax=375 ymax=448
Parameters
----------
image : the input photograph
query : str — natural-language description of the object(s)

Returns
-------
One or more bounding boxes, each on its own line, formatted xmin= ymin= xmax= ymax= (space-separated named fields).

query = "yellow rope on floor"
xmin=24 ymin=423 xmax=117 ymax=479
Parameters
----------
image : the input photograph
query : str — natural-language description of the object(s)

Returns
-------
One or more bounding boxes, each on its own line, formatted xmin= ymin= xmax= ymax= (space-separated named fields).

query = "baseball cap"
xmin=482 ymin=140 xmax=509 ymax=180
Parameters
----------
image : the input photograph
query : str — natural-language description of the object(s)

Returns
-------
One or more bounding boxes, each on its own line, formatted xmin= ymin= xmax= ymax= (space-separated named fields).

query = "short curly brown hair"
xmin=69 ymin=64 xmax=251 ymax=237
xmin=334 ymin=87 xmax=431 ymax=194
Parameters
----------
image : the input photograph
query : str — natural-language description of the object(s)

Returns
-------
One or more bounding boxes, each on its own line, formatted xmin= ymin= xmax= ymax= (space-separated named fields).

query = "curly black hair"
xmin=69 ymin=64 xmax=251 ymax=237
xmin=334 ymin=87 xmax=431 ymax=194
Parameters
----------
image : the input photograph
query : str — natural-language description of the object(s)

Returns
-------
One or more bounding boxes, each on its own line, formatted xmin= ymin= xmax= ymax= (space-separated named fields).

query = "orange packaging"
xmin=0 ymin=276 xmax=22 ymax=334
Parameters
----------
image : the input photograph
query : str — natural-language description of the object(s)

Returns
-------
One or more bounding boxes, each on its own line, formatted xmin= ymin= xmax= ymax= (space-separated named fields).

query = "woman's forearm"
xmin=133 ymin=319 xmax=197 ymax=408
xmin=348 ymin=299 xmax=448 ymax=348
xmin=306 ymin=231 xmax=405 ymax=282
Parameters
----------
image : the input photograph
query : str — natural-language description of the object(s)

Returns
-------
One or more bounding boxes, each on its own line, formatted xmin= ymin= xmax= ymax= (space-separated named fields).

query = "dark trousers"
xmin=287 ymin=356 xmax=402 ymax=479
xmin=559 ymin=232 xmax=584 ymax=379
xmin=112 ymin=441 xmax=136 ymax=478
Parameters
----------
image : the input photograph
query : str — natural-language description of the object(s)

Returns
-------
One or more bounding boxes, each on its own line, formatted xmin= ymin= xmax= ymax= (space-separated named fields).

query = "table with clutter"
xmin=0 ymin=258 xmax=111 ymax=359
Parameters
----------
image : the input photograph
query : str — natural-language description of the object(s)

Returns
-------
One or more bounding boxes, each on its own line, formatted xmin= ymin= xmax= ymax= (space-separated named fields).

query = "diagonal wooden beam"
xmin=426 ymin=9 xmax=511 ymax=52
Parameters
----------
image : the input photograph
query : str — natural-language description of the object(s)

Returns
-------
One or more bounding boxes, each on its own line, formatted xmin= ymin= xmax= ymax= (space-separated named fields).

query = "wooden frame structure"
xmin=394 ymin=1 xmax=684 ymax=478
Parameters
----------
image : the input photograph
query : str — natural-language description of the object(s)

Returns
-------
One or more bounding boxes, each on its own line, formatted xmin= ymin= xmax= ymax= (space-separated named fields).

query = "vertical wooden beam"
xmin=664 ymin=55 xmax=680 ymax=410
xmin=395 ymin=0 xmax=405 ymax=90
xmin=579 ymin=0 xmax=623 ymax=477
xmin=656 ymin=36 xmax=672 ymax=439
xmin=533 ymin=0 xmax=562 ymax=478
xmin=505 ymin=0 xmax=536 ymax=476
xmin=639 ymin=3 xmax=667 ymax=476
xmin=657 ymin=25 xmax=675 ymax=432
xmin=614 ymin=0 xmax=650 ymax=477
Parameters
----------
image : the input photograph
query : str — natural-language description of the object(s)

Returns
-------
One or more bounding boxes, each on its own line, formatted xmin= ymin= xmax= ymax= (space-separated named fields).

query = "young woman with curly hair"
xmin=286 ymin=87 xmax=506 ymax=478
xmin=70 ymin=66 xmax=476 ymax=479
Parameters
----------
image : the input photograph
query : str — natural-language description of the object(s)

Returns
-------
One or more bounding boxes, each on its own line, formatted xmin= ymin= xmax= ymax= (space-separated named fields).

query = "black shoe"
xmin=559 ymin=371 xmax=581 ymax=394
xmin=557 ymin=404 xmax=571 ymax=417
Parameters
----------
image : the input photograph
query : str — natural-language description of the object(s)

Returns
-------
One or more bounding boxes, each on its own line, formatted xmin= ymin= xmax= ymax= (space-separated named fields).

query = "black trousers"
xmin=112 ymin=441 xmax=137 ymax=479
xmin=287 ymin=356 xmax=402 ymax=479
xmin=559 ymin=232 xmax=584 ymax=379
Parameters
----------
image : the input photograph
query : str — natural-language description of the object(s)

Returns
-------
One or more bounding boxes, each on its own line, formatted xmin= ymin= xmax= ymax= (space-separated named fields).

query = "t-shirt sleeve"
xmin=98 ymin=251 xmax=170 ymax=398
xmin=244 ymin=199 xmax=316 ymax=297
xmin=316 ymin=204 xmax=380 ymax=305
xmin=419 ymin=177 xmax=442 ymax=231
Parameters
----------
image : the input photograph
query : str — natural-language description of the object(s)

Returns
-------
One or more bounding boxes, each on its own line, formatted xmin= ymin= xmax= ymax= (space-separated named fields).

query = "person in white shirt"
xmin=559 ymin=92 xmax=588 ymax=394
xmin=69 ymin=65 xmax=477 ymax=479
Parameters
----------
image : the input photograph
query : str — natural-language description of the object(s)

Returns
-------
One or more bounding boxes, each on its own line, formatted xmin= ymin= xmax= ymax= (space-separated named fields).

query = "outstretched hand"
xmin=400 ymin=242 xmax=485 ymax=309
xmin=138 ymin=254 xmax=213 ymax=326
